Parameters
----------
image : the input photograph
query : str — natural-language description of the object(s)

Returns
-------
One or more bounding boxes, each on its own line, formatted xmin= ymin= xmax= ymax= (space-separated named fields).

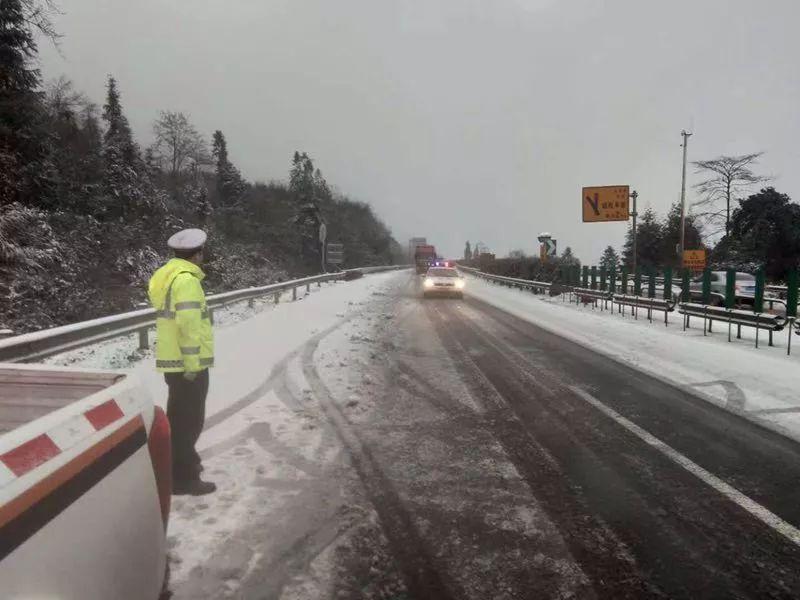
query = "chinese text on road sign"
xmin=682 ymin=249 xmax=706 ymax=271
xmin=582 ymin=186 xmax=630 ymax=222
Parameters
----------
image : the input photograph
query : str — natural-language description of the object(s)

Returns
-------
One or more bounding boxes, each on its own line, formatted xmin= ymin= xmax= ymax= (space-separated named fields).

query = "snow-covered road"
xmin=43 ymin=269 xmax=800 ymax=598
xmin=463 ymin=274 xmax=800 ymax=443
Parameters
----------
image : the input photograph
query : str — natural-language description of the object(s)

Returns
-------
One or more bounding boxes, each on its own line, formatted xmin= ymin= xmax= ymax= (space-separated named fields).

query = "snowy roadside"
xmin=42 ymin=270 xmax=411 ymax=593
xmin=157 ymin=270 xmax=410 ymax=594
xmin=463 ymin=275 xmax=800 ymax=443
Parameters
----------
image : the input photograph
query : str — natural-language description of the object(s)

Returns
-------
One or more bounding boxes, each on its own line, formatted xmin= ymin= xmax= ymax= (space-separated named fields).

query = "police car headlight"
xmin=455 ymin=279 xmax=465 ymax=289
xmin=424 ymin=278 xmax=434 ymax=288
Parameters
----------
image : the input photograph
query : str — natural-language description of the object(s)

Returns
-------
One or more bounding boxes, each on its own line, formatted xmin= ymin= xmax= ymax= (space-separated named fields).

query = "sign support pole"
xmin=679 ymin=131 xmax=692 ymax=258
xmin=630 ymin=190 xmax=638 ymax=275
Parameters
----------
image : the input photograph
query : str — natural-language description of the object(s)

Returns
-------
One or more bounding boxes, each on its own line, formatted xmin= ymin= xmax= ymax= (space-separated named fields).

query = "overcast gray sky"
xmin=40 ymin=0 xmax=800 ymax=262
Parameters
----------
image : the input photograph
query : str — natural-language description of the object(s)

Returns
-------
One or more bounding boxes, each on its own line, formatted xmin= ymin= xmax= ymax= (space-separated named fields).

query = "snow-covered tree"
xmin=211 ymin=130 xmax=246 ymax=206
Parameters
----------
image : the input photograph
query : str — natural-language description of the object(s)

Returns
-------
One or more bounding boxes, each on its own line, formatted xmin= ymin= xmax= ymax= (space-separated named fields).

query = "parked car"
xmin=0 ymin=364 xmax=171 ymax=599
xmin=689 ymin=271 xmax=757 ymax=305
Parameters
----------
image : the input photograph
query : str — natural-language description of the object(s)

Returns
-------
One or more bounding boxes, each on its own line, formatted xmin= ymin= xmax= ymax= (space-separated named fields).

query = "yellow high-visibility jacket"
xmin=148 ymin=258 xmax=214 ymax=373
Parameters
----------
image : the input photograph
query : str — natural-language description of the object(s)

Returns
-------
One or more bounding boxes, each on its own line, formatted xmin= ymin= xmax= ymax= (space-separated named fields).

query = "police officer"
xmin=148 ymin=228 xmax=216 ymax=496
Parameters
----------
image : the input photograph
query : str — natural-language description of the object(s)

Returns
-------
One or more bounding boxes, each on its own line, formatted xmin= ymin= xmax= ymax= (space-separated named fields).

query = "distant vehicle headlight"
xmin=455 ymin=279 xmax=465 ymax=289
xmin=424 ymin=278 xmax=434 ymax=288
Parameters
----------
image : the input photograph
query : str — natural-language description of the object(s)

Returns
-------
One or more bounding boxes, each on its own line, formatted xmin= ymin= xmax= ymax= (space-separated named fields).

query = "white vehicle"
xmin=423 ymin=266 xmax=466 ymax=299
xmin=0 ymin=364 xmax=171 ymax=600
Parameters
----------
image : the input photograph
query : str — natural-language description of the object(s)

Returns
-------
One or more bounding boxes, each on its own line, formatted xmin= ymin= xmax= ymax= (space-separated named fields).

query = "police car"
xmin=422 ymin=266 xmax=465 ymax=299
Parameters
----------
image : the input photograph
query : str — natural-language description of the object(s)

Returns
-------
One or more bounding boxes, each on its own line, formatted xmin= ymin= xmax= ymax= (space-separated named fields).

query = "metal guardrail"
xmin=457 ymin=265 xmax=552 ymax=293
xmin=0 ymin=266 xmax=409 ymax=363
xmin=613 ymin=294 xmax=675 ymax=325
xmin=679 ymin=303 xmax=787 ymax=348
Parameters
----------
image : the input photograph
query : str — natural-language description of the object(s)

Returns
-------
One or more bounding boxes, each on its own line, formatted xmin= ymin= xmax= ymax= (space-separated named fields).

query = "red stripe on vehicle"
xmin=0 ymin=435 xmax=61 ymax=477
xmin=84 ymin=399 xmax=124 ymax=430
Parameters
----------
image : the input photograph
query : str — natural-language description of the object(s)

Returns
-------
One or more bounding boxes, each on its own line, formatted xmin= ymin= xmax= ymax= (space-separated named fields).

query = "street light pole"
xmin=679 ymin=130 xmax=692 ymax=260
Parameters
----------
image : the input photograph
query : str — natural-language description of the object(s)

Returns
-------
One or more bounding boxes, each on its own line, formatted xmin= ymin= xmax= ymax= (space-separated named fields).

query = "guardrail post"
xmin=207 ymin=308 xmax=215 ymax=325
xmin=306 ymin=283 xmax=311 ymax=293
xmin=248 ymin=298 xmax=255 ymax=308
xmin=274 ymin=292 xmax=280 ymax=304
xmin=293 ymin=287 xmax=297 ymax=301
xmin=727 ymin=309 xmax=733 ymax=342
xmin=138 ymin=328 xmax=148 ymax=350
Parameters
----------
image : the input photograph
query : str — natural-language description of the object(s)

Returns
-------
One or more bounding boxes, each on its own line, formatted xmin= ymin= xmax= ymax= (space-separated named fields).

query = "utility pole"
xmin=630 ymin=190 xmax=638 ymax=275
xmin=679 ymin=130 xmax=692 ymax=260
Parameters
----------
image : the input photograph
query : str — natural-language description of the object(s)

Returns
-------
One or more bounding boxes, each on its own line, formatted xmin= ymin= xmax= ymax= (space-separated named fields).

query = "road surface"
xmin=170 ymin=272 xmax=800 ymax=599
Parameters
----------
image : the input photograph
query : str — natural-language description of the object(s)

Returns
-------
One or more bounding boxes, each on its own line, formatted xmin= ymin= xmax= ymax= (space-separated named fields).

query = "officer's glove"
xmin=183 ymin=371 xmax=198 ymax=382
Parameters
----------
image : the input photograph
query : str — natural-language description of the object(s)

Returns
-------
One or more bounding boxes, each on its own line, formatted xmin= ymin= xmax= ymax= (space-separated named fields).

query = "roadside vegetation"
xmin=0 ymin=1 xmax=402 ymax=333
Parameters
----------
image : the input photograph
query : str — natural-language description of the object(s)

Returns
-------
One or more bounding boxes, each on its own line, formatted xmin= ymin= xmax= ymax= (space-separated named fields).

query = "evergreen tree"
xmin=599 ymin=245 xmax=619 ymax=271
xmin=289 ymin=151 xmax=315 ymax=199
xmin=560 ymin=246 xmax=580 ymax=267
xmin=713 ymin=187 xmax=800 ymax=279
xmin=313 ymin=168 xmax=331 ymax=203
xmin=211 ymin=130 xmax=246 ymax=206
xmin=660 ymin=202 xmax=703 ymax=267
xmin=0 ymin=0 xmax=53 ymax=207
xmin=464 ymin=241 xmax=472 ymax=261
xmin=622 ymin=207 xmax=663 ymax=269
xmin=102 ymin=76 xmax=138 ymax=166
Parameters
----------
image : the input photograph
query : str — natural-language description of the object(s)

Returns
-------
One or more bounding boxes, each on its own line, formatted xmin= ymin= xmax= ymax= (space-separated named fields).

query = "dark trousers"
xmin=164 ymin=369 xmax=209 ymax=482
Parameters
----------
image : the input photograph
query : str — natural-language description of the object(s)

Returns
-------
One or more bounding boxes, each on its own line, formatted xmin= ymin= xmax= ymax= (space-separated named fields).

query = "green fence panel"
xmin=591 ymin=266 xmax=597 ymax=290
xmin=663 ymin=267 xmax=673 ymax=301
xmin=725 ymin=268 xmax=736 ymax=309
xmin=702 ymin=269 xmax=711 ymax=304
xmin=609 ymin=267 xmax=617 ymax=294
xmin=647 ymin=269 xmax=656 ymax=298
xmin=754 ymin=268 xmax=765 ymax=313
xmin=787 ymin=269 xmax=799 ymax=318
xmin=582 ymin=266 xmax=589 ymax=288
xmin=621 ymin=268 xmax=629 ymax=295
xmin=600 ymin=267 xmax=607 ymax=291
xmin=634 ymin=268 xmax=642 ymax=297
xmin=681 ymin=269 xmax=691 ymax=303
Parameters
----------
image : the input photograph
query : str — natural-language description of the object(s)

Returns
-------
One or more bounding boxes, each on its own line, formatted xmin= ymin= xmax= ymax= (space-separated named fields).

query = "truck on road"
xmin=0 ymin=364 xmax=171 ymax=599
xmin=414 ymin=244 xmax=437 ymax=274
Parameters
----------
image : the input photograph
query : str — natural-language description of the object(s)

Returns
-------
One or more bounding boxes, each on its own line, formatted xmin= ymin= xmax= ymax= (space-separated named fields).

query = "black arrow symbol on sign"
xmin=585 ymin=193 xmax=600 ymax=216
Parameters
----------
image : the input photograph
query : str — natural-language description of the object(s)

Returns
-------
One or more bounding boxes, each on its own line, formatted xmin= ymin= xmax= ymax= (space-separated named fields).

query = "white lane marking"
xmin=569 ymin=385 xmax=800 ymax=547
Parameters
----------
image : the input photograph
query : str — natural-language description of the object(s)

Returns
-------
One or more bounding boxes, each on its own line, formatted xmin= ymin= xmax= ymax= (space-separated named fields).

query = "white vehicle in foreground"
xmin=423 ymin=266 xmax=466 ymax=299
xmin=0 ymin=364 xmax=171 ymax=599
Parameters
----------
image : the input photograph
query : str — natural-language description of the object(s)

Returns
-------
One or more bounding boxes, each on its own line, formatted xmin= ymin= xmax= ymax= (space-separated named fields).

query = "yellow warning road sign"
xmin=582 ymin=186 xmax=630 ymax=222
xmin=682 ymin=249 xmax=706 ymax=271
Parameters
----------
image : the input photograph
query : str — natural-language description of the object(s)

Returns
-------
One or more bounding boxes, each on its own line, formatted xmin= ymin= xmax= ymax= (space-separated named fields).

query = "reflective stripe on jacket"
xmin=148 ymin=258 xmax=214 ymax=373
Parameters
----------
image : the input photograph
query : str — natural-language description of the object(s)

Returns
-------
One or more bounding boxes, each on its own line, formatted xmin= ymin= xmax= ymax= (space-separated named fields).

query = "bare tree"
xmin=692 ymin=152 xmax=770 ymax=239
xmin=151 ymin=111 xmax=209 ymax=178
xmin=45 ymin=76 xmax=96 ymax=120
xmin=508 ymin=249 xmax=527 ymax=259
